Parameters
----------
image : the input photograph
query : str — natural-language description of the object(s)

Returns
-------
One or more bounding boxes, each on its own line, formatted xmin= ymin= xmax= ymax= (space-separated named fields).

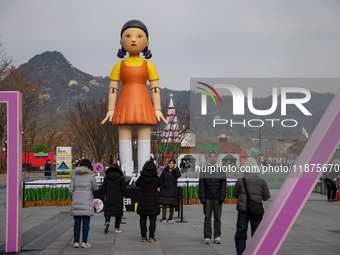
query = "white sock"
xmin=138 ymin=140 xmax=150 ymax=173
xmin=119 ymin=139 xmax=132 ymax=177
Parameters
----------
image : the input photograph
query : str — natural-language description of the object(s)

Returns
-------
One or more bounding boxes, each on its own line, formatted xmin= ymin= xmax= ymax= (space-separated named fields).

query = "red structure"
xmin=3 ymin=152 xmax=54 ymax=166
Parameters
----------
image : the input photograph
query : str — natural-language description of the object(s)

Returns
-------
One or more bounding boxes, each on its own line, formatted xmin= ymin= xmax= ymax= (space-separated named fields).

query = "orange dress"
xmin=112 ymin=60 xmax=157 ymax=125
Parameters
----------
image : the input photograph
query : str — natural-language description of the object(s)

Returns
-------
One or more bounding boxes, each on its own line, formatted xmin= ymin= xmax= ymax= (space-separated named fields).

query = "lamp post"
xmin=259 ymin=127 xmax=262 ymax=163
xmin=70 ymin=143 xmax=75 ymax=167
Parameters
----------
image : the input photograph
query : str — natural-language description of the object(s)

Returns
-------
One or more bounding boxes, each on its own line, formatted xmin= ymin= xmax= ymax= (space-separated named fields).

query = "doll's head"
xmin=117 ymin=20 xmax=152 ymax=59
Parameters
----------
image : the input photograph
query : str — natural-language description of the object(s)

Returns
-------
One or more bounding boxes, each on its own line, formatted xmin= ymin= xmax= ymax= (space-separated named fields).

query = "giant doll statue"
xmin=101 ymin=20 xmax=167 ymax=177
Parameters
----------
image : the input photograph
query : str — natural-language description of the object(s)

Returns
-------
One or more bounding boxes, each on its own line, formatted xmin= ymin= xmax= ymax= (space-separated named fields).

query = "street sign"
xmin=251 ymin=148 xmax=260 ymax=154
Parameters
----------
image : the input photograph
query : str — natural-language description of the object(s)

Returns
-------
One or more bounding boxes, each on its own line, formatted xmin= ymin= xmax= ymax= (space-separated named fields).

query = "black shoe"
xmin=149 ymin=238 xmax=156 ymax=243
xmin=167 ymin=218 xmax=174 ymax=222
xmin=104 ymin=222 xmax=110 ymax=234
xmin=328 ymin=199 xmax=333 ymax=202
xmin=160 ymin=218 xmax=167 ymax=222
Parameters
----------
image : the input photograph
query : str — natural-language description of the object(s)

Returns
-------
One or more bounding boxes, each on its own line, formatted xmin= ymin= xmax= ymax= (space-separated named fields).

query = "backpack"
xmin=242 ymin=178 xmax=264 ymax=218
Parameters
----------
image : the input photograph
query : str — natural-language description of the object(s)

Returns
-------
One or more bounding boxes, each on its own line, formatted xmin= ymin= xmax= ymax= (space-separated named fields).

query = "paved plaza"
xmin=0 ymin=176 xmax=340 ymax=255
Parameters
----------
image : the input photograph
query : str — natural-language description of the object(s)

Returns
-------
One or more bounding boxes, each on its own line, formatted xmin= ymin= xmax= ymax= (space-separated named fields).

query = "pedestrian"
xmin=180 ymin=160 xmax=187 ymax=174
xmin=102 ymin=164 xmax=126 ymax=234
xmin=232 ymin=158 xmax=271 ymax=255
xmin=180 ymin=160 xmax=186 ymax=170
xmin=324 ymin=167 xmax=338 ymax=202
xmin=159 ymin=159 xmax=181 ymax=222
xmin=68 ymin=159 xmax=99 ymax=248
xmin=136 ymin=161 xmax=161 ymax=243
xmin=199 ymin=151 xmax=226 ymax=244
xmin=44 ymin=159 xmax=52 ymax=179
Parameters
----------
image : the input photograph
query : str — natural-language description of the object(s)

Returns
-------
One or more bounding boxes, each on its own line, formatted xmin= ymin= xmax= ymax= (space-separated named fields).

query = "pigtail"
xmin=142 ymin=47 xmax=152 ymax=59
xmin=117 ymin=47 xmax=127 ymax=58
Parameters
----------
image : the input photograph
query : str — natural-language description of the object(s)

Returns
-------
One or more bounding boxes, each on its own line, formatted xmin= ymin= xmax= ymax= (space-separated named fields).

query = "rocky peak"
xmin=17 ymin=51 xmax=110 ymax=115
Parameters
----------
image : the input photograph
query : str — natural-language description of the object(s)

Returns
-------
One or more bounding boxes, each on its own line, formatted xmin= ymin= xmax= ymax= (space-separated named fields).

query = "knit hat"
xmin=79 ymin=159 xmax=92 ymax=170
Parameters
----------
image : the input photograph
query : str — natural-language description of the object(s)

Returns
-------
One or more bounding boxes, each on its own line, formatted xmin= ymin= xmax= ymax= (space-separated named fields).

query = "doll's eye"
xmin=125 ymin=35 xmax=131 ymax=38
xmin=137 ymin=35 xmax=143 ymax=38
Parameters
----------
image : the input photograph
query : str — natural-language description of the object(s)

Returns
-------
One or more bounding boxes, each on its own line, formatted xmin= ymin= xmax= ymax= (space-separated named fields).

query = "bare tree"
xmin=0 ymin=43 xmax=12 ymax=172
xmin=0 ymin=44 xmax=43 ymax=172
xmin=67 ymin=96 xmax=119 ymax=163
xmin=0 ymin=42 xmax=12 ymax=79
xmin=151 ymin=99 xmax=190 ymax=166
xmin=286 ymin=140 xmax=307 ymax=156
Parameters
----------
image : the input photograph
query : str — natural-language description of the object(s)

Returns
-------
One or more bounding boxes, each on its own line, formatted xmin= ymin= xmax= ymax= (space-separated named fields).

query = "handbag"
xmin=242 ymin=178 xmax=264 ymax=218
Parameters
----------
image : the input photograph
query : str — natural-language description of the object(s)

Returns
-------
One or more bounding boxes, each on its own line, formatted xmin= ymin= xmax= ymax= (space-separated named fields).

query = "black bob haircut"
xmin=117 ymin=19 xmax=152 ymax=59
xmin=142 ymin=160 xmax=157 ymax=172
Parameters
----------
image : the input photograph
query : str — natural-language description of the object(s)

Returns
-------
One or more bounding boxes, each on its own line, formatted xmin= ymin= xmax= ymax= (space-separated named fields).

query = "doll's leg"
xmin=137 ymin=125 xmax=151 ymax=173
xmin=119 ymin=125 xmax=133 ymax=176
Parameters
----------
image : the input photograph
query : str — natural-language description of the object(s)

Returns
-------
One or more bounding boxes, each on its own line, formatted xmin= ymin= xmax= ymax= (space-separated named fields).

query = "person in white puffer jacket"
xmin=69 ymin=159 xmax=99 ymax=248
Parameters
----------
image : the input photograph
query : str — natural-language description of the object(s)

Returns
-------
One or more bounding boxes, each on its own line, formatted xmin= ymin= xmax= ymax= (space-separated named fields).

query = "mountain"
xmin=17 ymin=51 xmax=188 ymax=117
xmin=18 ymin=51 xmax=110 ymax=115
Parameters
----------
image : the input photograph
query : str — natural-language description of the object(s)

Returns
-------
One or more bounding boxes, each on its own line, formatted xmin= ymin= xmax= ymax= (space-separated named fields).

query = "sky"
xmin=1 ymin=0 xmax=340 ymax=96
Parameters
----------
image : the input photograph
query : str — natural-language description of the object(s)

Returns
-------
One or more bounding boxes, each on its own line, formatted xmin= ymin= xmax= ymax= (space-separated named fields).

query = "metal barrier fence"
xmin=312 ymin=178 xmax=340 ymax=195
xmin=176 ymin=180 xmax=236 ymax=222
xmin=22 ymin=171 xmax=75 ymax=182
xmin=23 ymin=171 xmax=57 ymax=182
xmin=22 ymin=179 xmax=237 ymax=224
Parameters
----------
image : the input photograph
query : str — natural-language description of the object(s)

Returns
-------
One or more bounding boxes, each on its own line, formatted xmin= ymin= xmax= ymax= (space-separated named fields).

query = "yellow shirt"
xmin=109 ymin=57 xmax=159 ymax=81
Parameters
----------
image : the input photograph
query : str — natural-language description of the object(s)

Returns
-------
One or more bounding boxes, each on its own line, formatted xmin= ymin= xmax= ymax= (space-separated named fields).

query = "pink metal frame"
xmin=0 ymin=92 xmax=22 ymax=252
xmin=245 ymin=89 xmax=340 ymax=254
xmin=2 ymin=88 xmax=340 ymax=254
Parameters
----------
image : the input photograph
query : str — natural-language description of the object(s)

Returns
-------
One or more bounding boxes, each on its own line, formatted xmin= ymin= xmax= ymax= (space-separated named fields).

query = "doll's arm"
xmin=101 ymin=80 xmax=119 ymax=124
xmin=150 ymin=80 xmax=168 ymax=124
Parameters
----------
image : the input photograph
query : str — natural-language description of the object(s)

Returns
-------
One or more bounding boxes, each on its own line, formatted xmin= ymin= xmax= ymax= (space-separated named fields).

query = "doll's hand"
xmin=101 ymin=110 xmax=114 ymax=124
xmin=154 ymin=110 xmax=168 ymax=124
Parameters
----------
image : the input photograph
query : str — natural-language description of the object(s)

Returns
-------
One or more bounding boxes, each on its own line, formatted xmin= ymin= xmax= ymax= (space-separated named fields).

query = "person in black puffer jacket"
xmin=199 ymin=151 xmax=226 ymax=245
xmin=102 ymin=164 xmax=126 ymax=234
xmin=136 ymin=161 xmax=161 ymax=243
xmin=232 ymin=158 xmax=270 ymax=255
xmin=159 ymin=158 xmax=181 ymax=222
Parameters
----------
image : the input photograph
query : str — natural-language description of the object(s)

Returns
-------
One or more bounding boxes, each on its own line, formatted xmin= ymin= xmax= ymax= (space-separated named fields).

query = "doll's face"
xmin=120 ymin=28 xmax=149 ymax=55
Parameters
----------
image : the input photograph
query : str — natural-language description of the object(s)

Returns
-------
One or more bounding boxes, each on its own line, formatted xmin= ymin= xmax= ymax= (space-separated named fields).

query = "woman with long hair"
xmin=159 ymin=159 xmax=181 ymax=222
xmin=136 ymin=161 xmax=161 ymax=242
